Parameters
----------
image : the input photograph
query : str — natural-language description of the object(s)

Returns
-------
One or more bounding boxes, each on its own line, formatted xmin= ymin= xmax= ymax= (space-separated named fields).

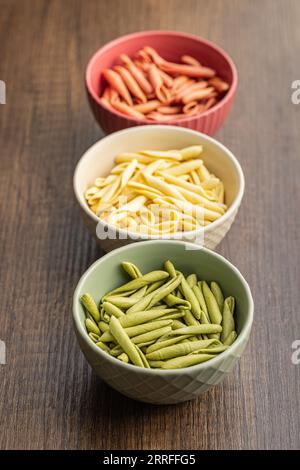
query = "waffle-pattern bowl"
xmin=86 ymin=30 xmax=238 ymax=135
xmin=73 ymin=240 xmax=254 ymax=404
xmin=73 ymin=125 xmax=244 ymax=252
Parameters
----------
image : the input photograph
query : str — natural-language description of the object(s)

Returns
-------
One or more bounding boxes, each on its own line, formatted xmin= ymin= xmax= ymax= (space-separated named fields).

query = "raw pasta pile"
xmin=81 ymin=260 xmax=237 ymax=369
xmin=99 ymin=46 xmax=229 ymax=121
xmin=85 ymin=145 xmax=227 ymax=235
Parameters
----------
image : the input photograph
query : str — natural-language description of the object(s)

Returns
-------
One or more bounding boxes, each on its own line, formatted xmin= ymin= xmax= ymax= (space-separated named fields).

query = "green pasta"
xmin=81 ymin=293 xmax=100 ymax=322
xmin=103 ymin=296 xmax=137 ymax=309
xmin=115 ymin=289 xmax=139 ymax=297
xmin=186 ymin=274 xmax=197 ymax=287
xmin=80 ymin=259 xmax=238 ymax=369
xmin=122 ymin=261 xmax=142 ymax=279
xmin=161 ymin=324 xmax=222 ymax=337
xmin=129 ymin=285 xmax=148 ymax=299
xmin=148 ymin=360 xmax=166 ymax=368
xmin=117 ymin=352 xmax=129 ymax=363
xmin=146 ymin=339 xmax=217 ymax=361
xmin=146 ymin=335 xmax=191 ymax=353
xmin=195 ymin=345 xmax=228 ymax=354
xmin=98 ymin=321 xmax=110 ymax=333
xmin=221 ymin=296 xmax=235 ymax=342
xmin=183 ymin=310 xmax=201 ymax=327
xmin=102 ymin=301 xmax=125 ymax=318
xmin=110 ymin=344 xmax=123 ymax=356
xmin=223 ymin=330 xmax=237 ymax=346
xmin=164 ymin=260 xmax=177 ymax=277
xmin=146 ymin=280 xmax=165 ymax=294
xmin=164 ymin=293 xmax=191 ymax=309
xmin=157 ymin=312 xmax=185 ymax=321
xmin=171 ymin=319 xmax=187 ymax=330
xmin=106 ymin=270 xmax=169 ymax=297
xmin=193 ymin=284 xmax=209 ymax=317
xmin=85 ymin=318 xmax=101 ymax=335
xmin=150 ymin=304 xmax=168 ymax=310
xmin=96 ymin=341 xmax=111 ymax=353
xmin=201 ymin=281 xmax=222 ymax=325
xmin=135 ymin=345 xmax=150 ymax=368
xmin=120 ymin=308 xmax=177 ymax=328
xmin=99 ymin=319 xmax=173 ymax=343
xmin=100 ymin=308 xmax=110 ymax=323
xmin=176 ymin=289 xmax=183 ymax=299
xmin=109 ymin=316 xmax=144 ymax=367
xmin=210 ymin=281 xmax=224 ymax=312
xmin=136 ymin=340 xmax=156 ymax=349
xmin=130 ymin=325 xmax=172 ymax=345
xmin=126 ymin=274 xmax=182 ymax=314
xmin=89 ymin=332 xmax=101 ymax=343
xmin=179 ymin=275 xmax=202 ymax=320
xmin=160 ymin=354 xmax=216 ymax=369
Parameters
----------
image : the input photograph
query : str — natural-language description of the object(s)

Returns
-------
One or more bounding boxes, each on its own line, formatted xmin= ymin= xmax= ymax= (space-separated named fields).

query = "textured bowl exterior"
xmin=204 ymin=207 xmax=238 ymax=250
xmin=73 ymin=241 xmax=254 ymax=404
xmin=75 ymin=326 xmax=250 ymax=404
xmin=87 ymin=86 xmax=235 ymax=136
xmin=86 ymin=31 xmax=238 ymax=135
xmin=78 ymin=204 xmax=240 ymax=252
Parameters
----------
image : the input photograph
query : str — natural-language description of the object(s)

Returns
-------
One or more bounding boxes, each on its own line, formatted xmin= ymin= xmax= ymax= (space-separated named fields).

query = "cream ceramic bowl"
xmin=73 ymin=125 xmax=244 ymax=251
xmin=73 ymin=240 xmax=254 ymax=404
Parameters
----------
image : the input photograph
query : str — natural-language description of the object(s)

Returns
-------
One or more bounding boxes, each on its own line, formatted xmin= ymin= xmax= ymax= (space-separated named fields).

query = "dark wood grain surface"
xmin=0 ymin=0 xmax=300 ymax=450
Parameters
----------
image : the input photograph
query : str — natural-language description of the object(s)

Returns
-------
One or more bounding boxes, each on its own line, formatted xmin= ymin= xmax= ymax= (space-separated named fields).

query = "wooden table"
xmin=1 ymin=0 xmax=300 ymax=450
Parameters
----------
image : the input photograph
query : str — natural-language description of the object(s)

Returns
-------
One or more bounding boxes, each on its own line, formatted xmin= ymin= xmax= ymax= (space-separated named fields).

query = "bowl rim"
xmin=85 ymin=29 xmax=238 ymax=124
xmin=73 ymin=240 xmax=254 ymax=375
xmin=73 ymin=124 xmax=245 ymax=240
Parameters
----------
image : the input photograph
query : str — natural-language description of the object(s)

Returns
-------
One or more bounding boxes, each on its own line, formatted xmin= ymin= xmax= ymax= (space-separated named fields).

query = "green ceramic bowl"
xmin=73 ymin=240 xmax=253 ymax=404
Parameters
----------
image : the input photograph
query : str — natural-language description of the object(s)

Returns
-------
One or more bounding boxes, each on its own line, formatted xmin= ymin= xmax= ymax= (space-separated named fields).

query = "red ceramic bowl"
xmin=86 ymin=30 xmax=238 ymax=135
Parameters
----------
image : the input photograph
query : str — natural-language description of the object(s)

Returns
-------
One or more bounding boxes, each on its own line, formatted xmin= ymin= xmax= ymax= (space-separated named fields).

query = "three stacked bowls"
xmin=73 ymin=31 xmax=253 ymax=404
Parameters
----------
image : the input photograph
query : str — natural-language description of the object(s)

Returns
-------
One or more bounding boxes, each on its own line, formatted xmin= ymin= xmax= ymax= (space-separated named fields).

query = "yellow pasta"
xmin=214 ymin=182 xmax=225 ymax=204
xmin=201 ymin=177 xmax=220 ymax=189
xmin=191 ymin=170 xmax=201 ymax=185
xmin=180 ymin=145 xmax=203 ymax=160
xmin=111 ymin=163 xmax=131 ymax=175
xmin=197 ymin=163 xmax=211 ymax=181
xmin=94 ymin=177 xmax=106 ymax=186
xmin=84 ymin=145 xmax=228 ymax=235
xmin=158 ymin=171 xmax=215 ymax=200
xmin=101 ymin=177 xmax=121 ymax=202
xmin=140 ymin=150 xmax=182 ymax=161
xmin=115 ymin=153 xmax=154 ymax=164
xmin=120 ymin=159 xmax=138 ymax=188
xmin=141 ymin=159 xmax=166 ymax=175
xmin=143 ymin=173 xmax=186 ymax=201
xmin=139 ymin=206 xmax=156 ymax=226
xmin=165 ymin=160 xmax=203 ymax=176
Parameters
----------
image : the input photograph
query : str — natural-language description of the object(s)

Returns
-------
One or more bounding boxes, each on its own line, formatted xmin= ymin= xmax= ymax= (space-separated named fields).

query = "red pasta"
xmin=174 ymin=81 xmax=207 ymax=101
xmin=160 ymin=62 xmax=216 ymax=78
xmin=171 ymin=76 xmax=189 ymax=92
xmin=133 ymin=100 xmax=160 ymax=114
xmin=111 ymin=100 xmax=144 ymax=119
xmin=183 ymin=101 xmax=199 ymax=115
xmin=102 ymin=69 xmax=133 ymax=106
xmin=157 ymin=105 xmax=181 ymax=115
xmin=182 ymin=87 xmax=215 ymax=104
xmin=143 ymin=46 xmax=165 ymax=65
xmin=181 ymin=55 xmax=201 ymax=66
xmin=204 ymin=97 xmax=218 ymax=110
xmin=157 ymin=69 xmax=174 ymax=88
xmin=120 ymin=54 xmax=153 ymax=95
xmin=148 ymin=64 xmax=171 ymax=104
xmin=99 ymin=46 xmax=230 ymax=121
xmin=114 ymin=65 xmax=147 ymax=103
